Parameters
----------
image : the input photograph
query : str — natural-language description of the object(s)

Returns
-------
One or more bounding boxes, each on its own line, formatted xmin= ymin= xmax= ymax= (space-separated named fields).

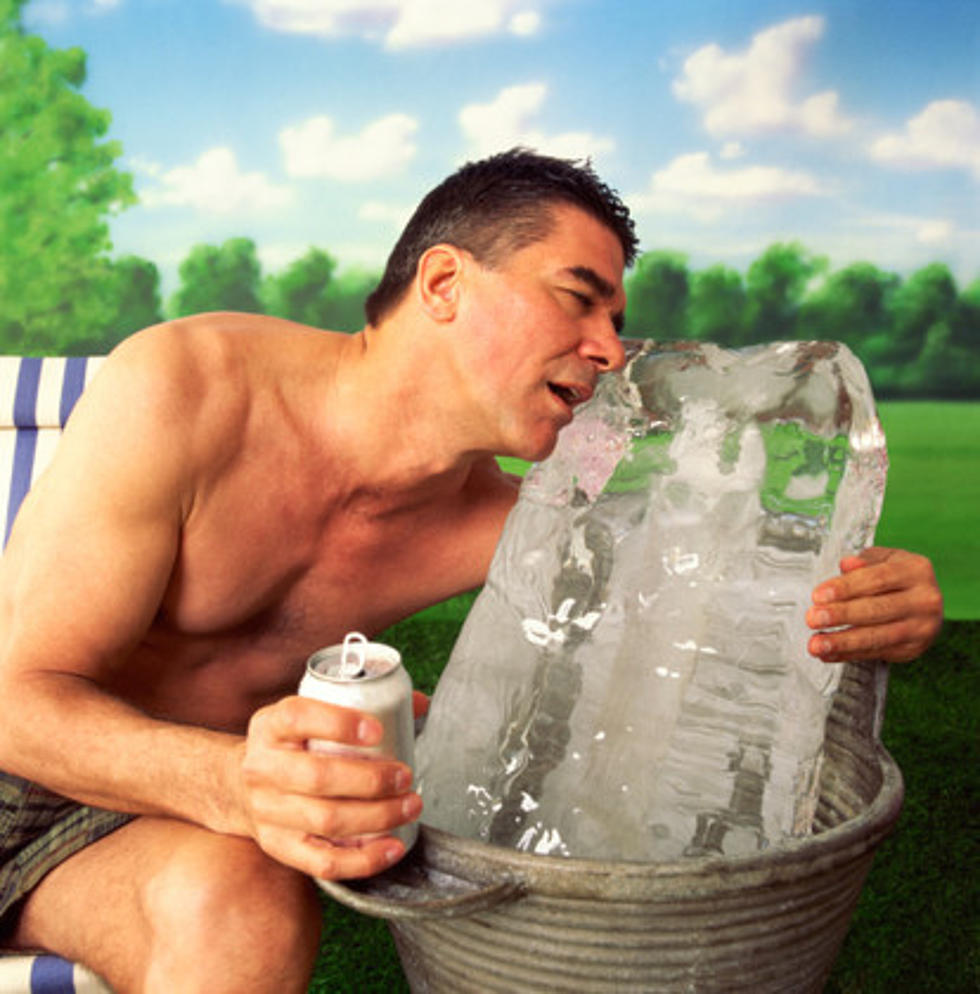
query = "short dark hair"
xmin=364 ymin=147 xmax=638 ymax=326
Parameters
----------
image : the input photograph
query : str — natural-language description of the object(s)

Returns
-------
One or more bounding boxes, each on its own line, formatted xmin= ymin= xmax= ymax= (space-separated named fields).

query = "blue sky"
xmin=23 ymin=0 xmax=980 ymax=299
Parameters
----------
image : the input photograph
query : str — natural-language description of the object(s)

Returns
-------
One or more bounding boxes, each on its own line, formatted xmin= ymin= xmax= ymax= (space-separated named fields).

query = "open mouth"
xmin=547 ymin=382 xmax=584 ymax=408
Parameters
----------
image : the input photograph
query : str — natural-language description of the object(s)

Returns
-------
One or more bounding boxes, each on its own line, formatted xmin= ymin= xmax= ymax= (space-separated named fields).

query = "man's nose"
xmin=581 ymin=322 xmax=627 ymax=373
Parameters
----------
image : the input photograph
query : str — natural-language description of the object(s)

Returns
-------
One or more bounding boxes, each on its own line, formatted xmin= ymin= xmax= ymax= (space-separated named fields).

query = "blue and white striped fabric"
xmin=0 ymin=356 xmax=104 ymax=549
xmin=0 ymin=954 xmax=111 ymax=994
xmin=0 ymin=357 xmax=114 ymax=993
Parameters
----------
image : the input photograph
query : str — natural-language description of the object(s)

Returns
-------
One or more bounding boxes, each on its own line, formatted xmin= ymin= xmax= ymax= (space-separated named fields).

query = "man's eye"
xmin=566 ymin=289 xmax=592 ymax=309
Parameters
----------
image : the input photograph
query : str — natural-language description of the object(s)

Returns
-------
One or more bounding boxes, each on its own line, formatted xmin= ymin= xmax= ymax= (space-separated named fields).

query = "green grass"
xmin=875 ymin=402 xmax=980 ymax=619
xmin=825 ymin=621 xmax=979 ymax=994
xmin=310 ymin=614 xmax=978 ymax=993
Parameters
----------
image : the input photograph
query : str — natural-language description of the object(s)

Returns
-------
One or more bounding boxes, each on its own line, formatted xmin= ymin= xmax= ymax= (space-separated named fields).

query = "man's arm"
xmin=806 ymin=547 xmax=943 ymax=663
xmin=0 ymin=329 xmax=414 ymax=880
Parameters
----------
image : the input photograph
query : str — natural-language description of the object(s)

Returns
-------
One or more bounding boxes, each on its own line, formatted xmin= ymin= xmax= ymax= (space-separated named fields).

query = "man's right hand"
xmin=238 ymin=695 xmax=422 ymax=880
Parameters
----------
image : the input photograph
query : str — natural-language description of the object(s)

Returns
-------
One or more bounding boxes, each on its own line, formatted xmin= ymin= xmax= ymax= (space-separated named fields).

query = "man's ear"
xmin=416 ymin=244 xmax=465 ymax=321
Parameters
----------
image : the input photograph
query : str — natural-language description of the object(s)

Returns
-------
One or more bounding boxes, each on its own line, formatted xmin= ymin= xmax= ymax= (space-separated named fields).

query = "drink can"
xmin=298 ymin=631 xmax=417 ymax=851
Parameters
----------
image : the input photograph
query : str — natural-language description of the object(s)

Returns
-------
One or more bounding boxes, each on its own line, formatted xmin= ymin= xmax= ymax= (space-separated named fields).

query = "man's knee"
xmin=143 ymin=832 xmax=321 ymax=986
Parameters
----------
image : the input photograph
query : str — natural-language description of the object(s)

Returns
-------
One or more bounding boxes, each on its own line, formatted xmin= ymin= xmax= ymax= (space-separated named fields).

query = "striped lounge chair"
xmin=0 ymin=356 xmax=113 ymax=994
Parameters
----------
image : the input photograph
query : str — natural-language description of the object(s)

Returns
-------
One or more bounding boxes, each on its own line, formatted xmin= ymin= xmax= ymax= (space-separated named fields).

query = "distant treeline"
xmin=622 ymin=247 xmax=980 ymax=399
xmin=1 ymin=0 xmax=977 ymax=397
xmin=5 ymin=229 xmax=978 ymax=400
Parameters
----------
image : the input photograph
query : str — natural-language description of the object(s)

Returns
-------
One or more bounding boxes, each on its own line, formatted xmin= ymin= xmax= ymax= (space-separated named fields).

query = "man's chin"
xmin=517 ymin=432 xmax=560 ymax=464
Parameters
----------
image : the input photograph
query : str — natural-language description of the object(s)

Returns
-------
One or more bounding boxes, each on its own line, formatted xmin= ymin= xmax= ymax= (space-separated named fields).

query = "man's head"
xmin=364 ymin=148 xmax=638 ymax=327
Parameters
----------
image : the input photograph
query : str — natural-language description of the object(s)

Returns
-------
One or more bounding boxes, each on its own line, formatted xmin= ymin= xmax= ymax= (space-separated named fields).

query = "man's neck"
xmin=310 ymin=323 xmax=492 ymax=512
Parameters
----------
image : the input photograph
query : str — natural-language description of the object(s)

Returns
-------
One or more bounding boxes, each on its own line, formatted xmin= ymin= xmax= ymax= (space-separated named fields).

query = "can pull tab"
xmin=340 ymin=631 xmax=368 ymax=679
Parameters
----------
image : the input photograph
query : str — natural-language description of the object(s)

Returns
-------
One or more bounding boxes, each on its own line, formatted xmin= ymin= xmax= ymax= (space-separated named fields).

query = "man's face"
xmin=456 ymin=204 xmax=628 ymax=462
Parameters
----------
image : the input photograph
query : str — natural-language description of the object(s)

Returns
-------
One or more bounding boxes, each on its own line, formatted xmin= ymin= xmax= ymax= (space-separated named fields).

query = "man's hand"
xmin=806 ymin=547 xmax=943 ymax=663
xmin=238 ymin=696 xmax=422 ymax=881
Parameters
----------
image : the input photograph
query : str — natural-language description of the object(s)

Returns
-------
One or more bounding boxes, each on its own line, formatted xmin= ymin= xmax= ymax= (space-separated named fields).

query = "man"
xmin=0 ymin=150 xmax=942 ymax=992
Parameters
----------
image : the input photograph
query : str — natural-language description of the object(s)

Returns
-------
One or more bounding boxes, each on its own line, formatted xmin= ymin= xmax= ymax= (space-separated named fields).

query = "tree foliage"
xmin=744 ymin=242 xmax=827 ymax=345
xmin=624 ymin=251 xmax=689 ymax=339
xmin=0 ymin=0 xmax=139 ymax=353
xmin=687 ymin=264 xmax=746 ymax=343
xmin=262 ymin=248 xmax=336 ymax=326
xmin=261 ymin=247 xmax=377 ymax=331
xmin=625 ymin=249 xmax=980 ymax=398
xmin=168 ymin=240 xmax=375 ymax=333
xmin=170 ymin=238 xmax=264 ymax=316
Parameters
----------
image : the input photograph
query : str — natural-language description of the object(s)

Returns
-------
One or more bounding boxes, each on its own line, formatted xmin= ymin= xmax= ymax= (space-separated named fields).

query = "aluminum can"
xmin=298 ymin=632 xmax=417 ymax=851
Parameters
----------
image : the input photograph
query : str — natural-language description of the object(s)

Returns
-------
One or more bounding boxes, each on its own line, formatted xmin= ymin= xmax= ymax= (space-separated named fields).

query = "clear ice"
xmin=417 ymin=341 xmax=888 ymax=861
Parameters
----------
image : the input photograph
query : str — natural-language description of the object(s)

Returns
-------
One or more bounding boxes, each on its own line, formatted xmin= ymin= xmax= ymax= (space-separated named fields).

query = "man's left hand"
xmin=806 ymin=547 xmax=943 ymax=663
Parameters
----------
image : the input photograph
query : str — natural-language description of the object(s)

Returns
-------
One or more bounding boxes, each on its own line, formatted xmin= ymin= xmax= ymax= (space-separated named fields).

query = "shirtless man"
xmin=0 ymin=150 xmax=942 ymax=993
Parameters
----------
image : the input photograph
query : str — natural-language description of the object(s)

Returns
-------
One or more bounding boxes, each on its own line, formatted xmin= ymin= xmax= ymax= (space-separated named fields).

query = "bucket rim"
xmin=415 ymin=743 xmax=904 ymax=898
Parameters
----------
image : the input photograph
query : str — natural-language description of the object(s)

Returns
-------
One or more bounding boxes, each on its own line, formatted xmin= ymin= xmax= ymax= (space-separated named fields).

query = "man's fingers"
xmin=814 ymin=548 xmax=940 ymax=606
xmin=243 ymin=746 xmax=412 ymax=800
xmin=809 ymin=622 xmax=927 ymax=664
xmin=806 ymin=589 xmax=907 ymax=630
xmin=813 ymin=561 xmax=899 ymax=605
xmin=248 ymin=695 xmax=383 ymax=749
xmin=250 ymin=787 xmax=422 ymax=841
xmin=257 ymin=825 xmax=407 ymax=881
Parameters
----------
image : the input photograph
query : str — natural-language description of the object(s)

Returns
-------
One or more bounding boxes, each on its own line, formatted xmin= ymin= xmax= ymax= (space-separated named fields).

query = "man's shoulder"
xmin=105 ymin=312 xmax=286 ymax=383
xmin=71 ymin=314 xmax=285 ymax=457
xmin=97 ymin=313 xmax=334 ymax=415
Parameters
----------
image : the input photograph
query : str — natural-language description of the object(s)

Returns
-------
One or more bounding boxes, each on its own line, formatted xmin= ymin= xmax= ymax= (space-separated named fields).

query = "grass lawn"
xmin=875 ymin=402 xmax=980 ymax=620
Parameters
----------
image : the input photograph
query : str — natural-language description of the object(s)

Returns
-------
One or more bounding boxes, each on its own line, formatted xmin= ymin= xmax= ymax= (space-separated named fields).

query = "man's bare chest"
xmin=156 ymin=495 xmax=483 ymax=648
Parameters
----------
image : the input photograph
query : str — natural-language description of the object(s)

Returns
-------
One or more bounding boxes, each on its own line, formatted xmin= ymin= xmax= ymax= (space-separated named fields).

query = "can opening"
xmin=339 ymin=631 xmax=369 ymax=679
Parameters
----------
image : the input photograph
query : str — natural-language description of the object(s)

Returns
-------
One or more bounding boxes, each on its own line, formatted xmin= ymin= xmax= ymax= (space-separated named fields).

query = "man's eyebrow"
xmin=563 ymin=266 xmax=625 ymax=333
xmin=564 ymin=265 xmax=616 ymax=299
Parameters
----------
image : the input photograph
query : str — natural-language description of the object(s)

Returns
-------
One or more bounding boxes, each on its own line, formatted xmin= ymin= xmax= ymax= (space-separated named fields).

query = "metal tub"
xmin=322 ymin=661 xmax=902 ymax=993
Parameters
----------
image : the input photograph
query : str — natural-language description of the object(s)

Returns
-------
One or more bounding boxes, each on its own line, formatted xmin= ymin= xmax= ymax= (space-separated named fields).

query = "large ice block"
xmin=417 ymin=340 xmax=888 ymax=861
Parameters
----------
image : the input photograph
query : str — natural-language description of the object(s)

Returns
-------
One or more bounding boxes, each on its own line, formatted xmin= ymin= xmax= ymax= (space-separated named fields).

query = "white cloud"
xmin=225 ymin=0 xmax=543 ymax=49
xmin=672 ymin=16 xmax=853 ymax=138
xmin=459 ymin=82 xmax=614 ymax=161
xmin=631 ymin=151 xmax=826 ymax=221
xmin=279 ymin=113 xmax=418 ymax=182
xmin=509 ymin=10 xmax=540 ymax=36
xmin=869 ymin=100 xmax=980 ymax=181
xmin=256 ymin=242 xmax=316 ymax=273
xmin=359 ymin=201 xmax=414 ymax=229
xmin=858 ymin=209 xmax=958 ymax=247
xmin=720 ymin=141 xmax=745 ymax=160
xmin=136 ymin=147 xmax=293 ymax=213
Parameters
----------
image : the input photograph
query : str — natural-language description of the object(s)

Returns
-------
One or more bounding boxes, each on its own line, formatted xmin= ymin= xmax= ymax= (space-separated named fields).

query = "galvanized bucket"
xmin=321 ymin=661 xmax=903 ymax=993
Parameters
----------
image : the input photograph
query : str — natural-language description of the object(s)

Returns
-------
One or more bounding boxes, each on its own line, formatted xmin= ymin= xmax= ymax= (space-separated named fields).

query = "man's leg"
xmin=8 ymin=817 xmax=322 ymax=994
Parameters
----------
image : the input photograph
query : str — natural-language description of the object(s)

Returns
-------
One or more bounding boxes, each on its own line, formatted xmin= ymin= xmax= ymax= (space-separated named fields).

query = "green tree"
xmin=0 ymin=0 xmax=135 ymax=353
xmin=102 ymin=255 xmax=162 ymax=348
xmin=320 ymin=268 xmax=376 ymax=332
xmin=624 ymin=251 xmax=689 ymax=340
xmin=262 ymin=251 xmax=376 ymax=332
xmin=170 ymin=238 xmax=264 ymax=316
xmin=262 ymin=248 xmax=337 ymax=325
xmin=798 ymin=262 xmax=899 ymax=357
xmin=744 ymin=242 xmax=826 ymax=345
xmin=910 ymin=320 xmax=980 ymax=398
xmin=951 ymin=277 xmax=980 ymax=352
xmin=885 ymin=262 xmax=958 ymax=366
xmin=687 ymin=264 xmax=746 ymax=345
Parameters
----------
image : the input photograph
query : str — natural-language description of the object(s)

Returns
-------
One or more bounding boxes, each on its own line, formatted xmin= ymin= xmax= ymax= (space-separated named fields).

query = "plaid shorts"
xmin=0 ymin=771 xmax=133 ymax=938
